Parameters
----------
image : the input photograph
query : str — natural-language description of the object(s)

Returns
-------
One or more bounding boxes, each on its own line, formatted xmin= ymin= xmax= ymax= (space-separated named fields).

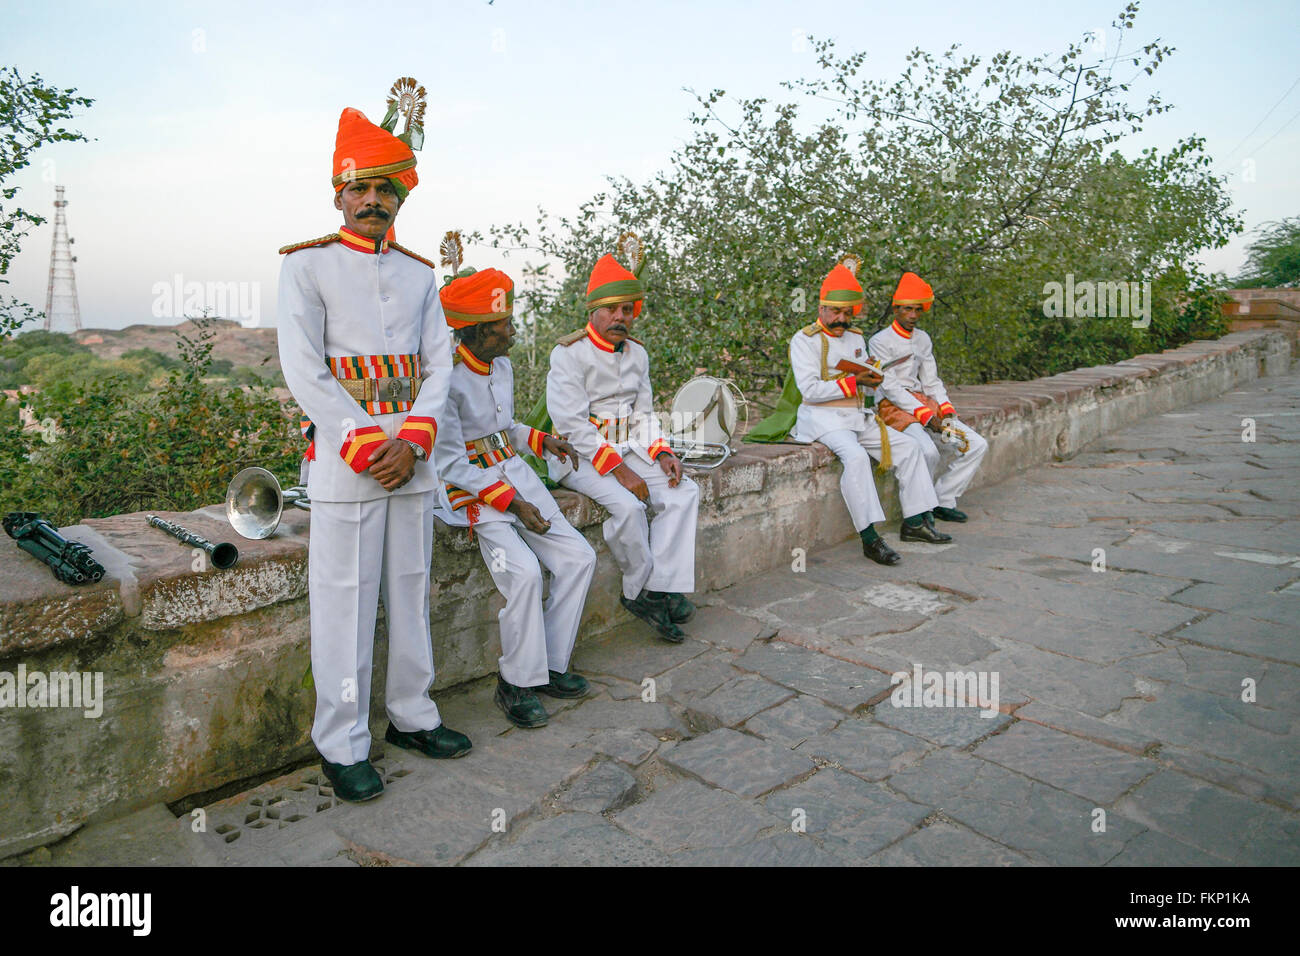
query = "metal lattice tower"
xmin=44 ymin=186 xmax=81 ymax=332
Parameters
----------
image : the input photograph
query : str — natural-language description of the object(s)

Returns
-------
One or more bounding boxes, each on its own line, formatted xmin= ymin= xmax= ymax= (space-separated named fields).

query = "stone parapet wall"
xmin=0 ymin=329 xmax=1291 ymax=857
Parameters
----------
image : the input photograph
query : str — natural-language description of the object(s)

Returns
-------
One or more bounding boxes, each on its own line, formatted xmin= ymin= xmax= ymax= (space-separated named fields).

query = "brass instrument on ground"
xmin=940 ymin=420 xmax=971 ymax=454
xmin=146 ymin=514 xmax=239 ymax=570
xmin=225 ymin=467 xmax=310 ymax=540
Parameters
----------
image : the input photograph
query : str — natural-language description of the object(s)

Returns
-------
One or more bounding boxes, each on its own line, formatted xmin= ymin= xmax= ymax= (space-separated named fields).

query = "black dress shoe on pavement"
xmin=932 ymin=506 xmax=968 ymax=522
xmin=320 ymin=757 xmax=384 ymax=802
xmin=620 ymin=593 xmax=685 ymax=643
xmin=863 ymin=536 xmax=902 ymax=565
xmin=494 ymin=676 xmax=550 ymax=728
xmin=384 ymin=721 xmax=473 ymax=758
xmin=535 ymin=669 xmax=590 ymax=699
xmin=900 ymin=520 xmax=953 ymax=543
xmin=649 ymin=591 xmax=695 ymax=624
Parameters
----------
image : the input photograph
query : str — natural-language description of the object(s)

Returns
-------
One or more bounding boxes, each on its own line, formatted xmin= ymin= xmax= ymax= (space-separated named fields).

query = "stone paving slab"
xmin=736 ymin=640 xmax=895 ymax=711
xmin=1116 ymin=770 xmax=1300 ymax=865
xmin=743 ymin=695 xmax=844 ymax=747
xmin=686 ymin=674 xmax=795 ymax=729
xmin=972 ymin=721 xmax=1158 ymax=804
xmin=866 ymin=821 xmax=1035 ymax=867
xmin=660 ymin=728 xmax=815 ymax=798
xmin=464 ymin=812 xmax=670 ymax=867
xmin=762 ymin=768 xmax=932 ymax=856
xmin=805 ymin=717 xmax=934 ymax=780
xmin=871 ymin=699 xmax=1011 ymax=747
xmin=611 ymin=779 xmax=779 ymax=853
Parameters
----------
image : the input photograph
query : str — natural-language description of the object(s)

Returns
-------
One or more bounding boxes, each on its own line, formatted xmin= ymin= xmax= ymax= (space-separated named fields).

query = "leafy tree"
xmin=492 ymin=2 xmax=1239 ymax=410
xmin=1233 ymin=217 xmax=1300 ymax=288
xmin=0 ymin=67 xmax=94 ymax=334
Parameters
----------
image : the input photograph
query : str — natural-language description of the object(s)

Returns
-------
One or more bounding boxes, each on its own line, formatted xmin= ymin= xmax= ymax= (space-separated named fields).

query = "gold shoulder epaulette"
xmin=452 ymin=351 xmax=463 ymax=366
xmin=626 ymin=335 xmax=644 ymax=346
xmin=801 ymin=322 xmax=822 ymax=336
xmin=279 ymin=233 xmax=340 ymax=255
xmin=556 ymin=328 xmax=589 ymax=347
xmin=389 ymin=241 xmax=436 ymax=270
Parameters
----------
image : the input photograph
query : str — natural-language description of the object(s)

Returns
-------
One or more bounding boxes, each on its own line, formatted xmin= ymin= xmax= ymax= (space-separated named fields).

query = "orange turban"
xmin=439 ymin=268 xmax=515 ymax=330
xmin=893 ymin=272 xmax=934 ymax=310
xmin=586 ymin=254 xmax=643 ymax=318
xmin=820 ymin=264 xmax=864 ymax=315
xmin=331 ymin=108 xmax=418 ymax=200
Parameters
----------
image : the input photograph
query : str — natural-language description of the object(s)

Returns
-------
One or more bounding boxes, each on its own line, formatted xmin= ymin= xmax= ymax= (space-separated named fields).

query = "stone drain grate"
xmin=209 ymin=760 xmax=411 ymax=845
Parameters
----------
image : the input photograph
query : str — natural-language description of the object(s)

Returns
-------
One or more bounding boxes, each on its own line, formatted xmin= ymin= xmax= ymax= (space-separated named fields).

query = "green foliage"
xmin=0 ymin=318 xmax=302 ymax=526
xmin=1 ymin=67 xmax=94 ymax=334
xmin=1233 ymin=216 xmax=1300 ymax=288
xmin=492 ymin=3 xmax=1240 ymax=410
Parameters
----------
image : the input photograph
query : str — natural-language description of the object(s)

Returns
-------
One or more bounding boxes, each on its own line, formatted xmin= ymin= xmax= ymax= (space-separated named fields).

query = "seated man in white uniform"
xmin=545 ymin=238 xmax=699 ymax=643
xmin=431 ymin=245 xmax=597 ymax=729
xmin=788 ymin=259 xmax=952 ymax=565
xmin=869 ymin=272 xmax=988 ymax=523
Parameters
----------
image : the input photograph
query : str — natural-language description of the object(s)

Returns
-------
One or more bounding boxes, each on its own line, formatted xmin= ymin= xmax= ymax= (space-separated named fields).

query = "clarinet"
xmin=146 ymin=515 xmax=239 ymax=570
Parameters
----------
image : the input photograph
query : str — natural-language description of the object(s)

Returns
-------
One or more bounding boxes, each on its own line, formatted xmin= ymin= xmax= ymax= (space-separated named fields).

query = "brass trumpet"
xmin=225 ymin=467 xmax=310 ymax=540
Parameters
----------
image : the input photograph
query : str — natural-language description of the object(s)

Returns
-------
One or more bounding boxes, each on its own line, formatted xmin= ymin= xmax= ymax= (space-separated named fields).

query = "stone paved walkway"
xmin=27 ymin=371 xmax=1300 ymax=866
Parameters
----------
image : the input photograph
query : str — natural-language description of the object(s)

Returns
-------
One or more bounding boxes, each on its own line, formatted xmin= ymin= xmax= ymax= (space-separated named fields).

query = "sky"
xmin=2 ymin=0 xmax=1298 ymax=332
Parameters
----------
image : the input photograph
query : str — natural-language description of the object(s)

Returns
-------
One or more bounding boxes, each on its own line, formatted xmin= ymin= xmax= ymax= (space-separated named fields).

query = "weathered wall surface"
xmin=0 ymin=329 xmax=1290 ymax=857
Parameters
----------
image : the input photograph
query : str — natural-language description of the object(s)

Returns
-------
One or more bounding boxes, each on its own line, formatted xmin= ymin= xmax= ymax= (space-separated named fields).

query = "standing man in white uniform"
xmin=431 ymin=244 xmax=597 ymax=729
xmin=788 ymin=259 xmax=951 ymax=564
xmin=277 ymin=93 xmax=471 ymax=803
xmin=545 ymin=239 xmax=699 ymax=642
xmin=869 ymin=272 xmax=988 ymax=523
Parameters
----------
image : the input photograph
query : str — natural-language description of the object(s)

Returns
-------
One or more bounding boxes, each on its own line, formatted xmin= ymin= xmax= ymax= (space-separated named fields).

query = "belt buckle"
xmin=380 ymin=378 xmax=409 ymax=403
xmin=485 ymin=431 xmax=506 ymax=452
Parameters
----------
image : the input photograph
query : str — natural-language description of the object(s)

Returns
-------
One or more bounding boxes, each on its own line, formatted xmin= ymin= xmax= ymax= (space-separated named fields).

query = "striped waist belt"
xmin=328 ymin=353 xmax=422 ymax=414
xmin=466 ymin=430 xmax=516 ymax=468
xmin=589 ymin=415 xmax=630 ymax=442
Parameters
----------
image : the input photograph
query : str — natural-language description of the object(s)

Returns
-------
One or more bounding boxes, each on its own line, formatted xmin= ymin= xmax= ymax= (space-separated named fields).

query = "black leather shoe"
xmin=535 ymin=669 xmax=590 ymax=699
xmin=494 ymin=676 xmax=550 ymax=728
xmin=900 ymin=520 xmax=953 ymax=543
xmin=320 ymin=757 xmax=384 ymax=802
xmin=384 ymin=722 xmax=473 ymax=758
xmin=649 ymin=591 xmax=695 ymax=624
xmin=621 ymin=593 xmax=685 ymax=643
xmin=863 ymin=536 xmax=902 ymax=565
xmin=932 ymin=506 xmax=968 ymax=522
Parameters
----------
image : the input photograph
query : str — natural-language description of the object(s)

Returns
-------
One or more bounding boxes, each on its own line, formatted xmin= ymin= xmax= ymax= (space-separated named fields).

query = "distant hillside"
xmin=73 ymin=318 xmax=280 ymax=372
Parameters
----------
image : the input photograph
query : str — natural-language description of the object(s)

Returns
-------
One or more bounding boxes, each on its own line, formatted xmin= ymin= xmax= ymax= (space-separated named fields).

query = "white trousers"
xmin=559 ymin=455 xmax=699 ymax=599
xmin=473 ymin=515 xmax=597 ymax=687
xmin=308 ymin=492 xmax=442 ymax=765
xmin=819 ymin=424 xmax=939 ymax=532
xmin=904 ymin=419 xmax=989 ymax=509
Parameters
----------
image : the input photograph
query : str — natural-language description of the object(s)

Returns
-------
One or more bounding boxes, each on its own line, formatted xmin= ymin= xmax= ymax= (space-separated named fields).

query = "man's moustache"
xmin=357 ymin=209 xmax=389 ymax=219
xmin=608 ymin=324 xmax=627 ymax=333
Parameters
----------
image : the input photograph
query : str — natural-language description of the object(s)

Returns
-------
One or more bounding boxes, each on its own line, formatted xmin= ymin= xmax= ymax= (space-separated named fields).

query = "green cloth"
xmin=521 ymin=395 xmax=560 ymax=487
xmin=743 ymin=370 xmax=803 ymax=444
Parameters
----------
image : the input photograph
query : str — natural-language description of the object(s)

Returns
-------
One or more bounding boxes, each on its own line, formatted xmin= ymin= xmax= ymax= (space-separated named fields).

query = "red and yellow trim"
xmin=939 ymin=402 xmax=955 ymax=419
xmin=890 ymin=320 xmax=912 ymax=339
xmin=647 ymin=437 xmax=673 ymax=460
xmin=817 ymin=318 xmax=845 ymax=338
xmin=914 ymin=405 xmax=936 ymax=426
xmin=454 ymin=342 xmax=492 ymax=375
xmin=341 ymin=425 xmax=388 ymax=473
xmin=397 ymin=415 xmax=436 ymax=459
xmin=337 ymin=226 xmax=388 ymax=255
xmin=585 ymin=322 xmax=617 ymax=353
xmin=526 ymin=428 xmax=548 ymax=457
xmin=479 ymin=480 xmax=516 ymax=513
xmin=592 ymin=444 xmax=623 ymax=475
xmin=446 ymin=485 xmax=479 ymax=510
xmin=836 ymin=375 xmax=859 ymax=398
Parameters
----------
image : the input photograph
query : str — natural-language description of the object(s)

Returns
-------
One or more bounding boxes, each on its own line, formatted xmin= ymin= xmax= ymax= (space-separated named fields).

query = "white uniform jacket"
xmin=433 ymin=345 xmax=561 ymax=527
xmin=545 ymin=322 xmax=673 ymax=480
xmin=788 ymin=321 xmax=875 ymax=444
xmin=867 ymin=320 xmax=954 ymax=423
xmin=277 ymin=229 xmax=452 ymax=503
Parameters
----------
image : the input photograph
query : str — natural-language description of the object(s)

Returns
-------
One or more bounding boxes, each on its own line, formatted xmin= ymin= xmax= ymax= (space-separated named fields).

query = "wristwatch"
xmin=401 ymin=438 xmax=426 ymax=461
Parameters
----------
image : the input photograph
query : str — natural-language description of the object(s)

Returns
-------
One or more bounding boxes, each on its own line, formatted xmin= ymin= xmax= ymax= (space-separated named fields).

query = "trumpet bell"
xmin=225 ymin=466 xmax=309 ymax=540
